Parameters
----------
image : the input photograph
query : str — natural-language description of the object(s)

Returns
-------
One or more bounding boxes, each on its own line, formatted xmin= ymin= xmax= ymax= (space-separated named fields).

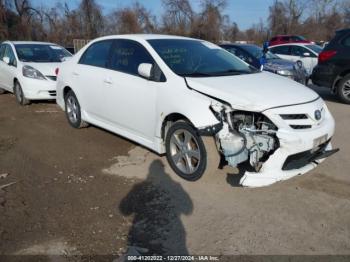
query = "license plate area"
xmin=312 ymin=134 xmax=328 ymax=152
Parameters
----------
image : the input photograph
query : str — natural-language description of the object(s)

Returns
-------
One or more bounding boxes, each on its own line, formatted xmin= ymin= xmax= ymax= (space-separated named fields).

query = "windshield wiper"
xmin=210 ymin=69 xmax=254 ymax=76
xmin=180 ymin=72 xmax=213 ymax=77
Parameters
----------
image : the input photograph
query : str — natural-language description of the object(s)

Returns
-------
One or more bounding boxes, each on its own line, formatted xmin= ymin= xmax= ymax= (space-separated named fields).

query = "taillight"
xmin=318 ymin=50 xmax=337 ymax=63
xmin=55 ymin=68 xmax=59 ymax=76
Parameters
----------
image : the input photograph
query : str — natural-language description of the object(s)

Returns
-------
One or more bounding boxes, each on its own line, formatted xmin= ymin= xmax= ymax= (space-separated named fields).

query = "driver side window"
xmin=109 ymin=39 xmax=154 ymax=76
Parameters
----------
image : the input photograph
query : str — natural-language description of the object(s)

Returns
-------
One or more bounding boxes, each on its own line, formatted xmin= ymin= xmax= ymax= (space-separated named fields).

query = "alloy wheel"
xmin=15 ymin=84 xmax=23 ymax=103
xmin=169 ymin=129 xmax=201 ymax=174
xmin=66 ymin=96 xmax=79 ymax=124
xmin=343 ymin=80 xmax=350 ymax=99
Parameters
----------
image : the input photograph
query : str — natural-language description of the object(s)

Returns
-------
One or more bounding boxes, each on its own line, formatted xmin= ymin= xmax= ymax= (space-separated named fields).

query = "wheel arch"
xmin=160 ymin=113 xmax=193 ymax=140
xmin=63 ymin=86 xmax=73 ymax=99
xmin=158 ymin=108 xmax=220 ymax=142
xmin=332 ymin=70 xmax=350 ymax=92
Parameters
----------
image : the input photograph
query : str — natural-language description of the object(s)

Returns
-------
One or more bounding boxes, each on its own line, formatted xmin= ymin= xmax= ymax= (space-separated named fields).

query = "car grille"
xmin=290 ymin=125 xmax=312 ymax=129
xmin=48 ymin=91 xmax=56 ymax=97
xmin=280 ymin=114 xmax=308 ymax=120
xmin=46 ymin=76 xmax=57 ymax=81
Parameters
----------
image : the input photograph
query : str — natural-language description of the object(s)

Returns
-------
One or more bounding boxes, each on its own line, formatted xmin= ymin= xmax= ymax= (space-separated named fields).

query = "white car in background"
xmin=56 ymin=34 xmax=337 ymax=187
xmin=0 ymin=41 xmax=72 ymax=105
xmin=269 ymin=43 xmax=323 ymax=76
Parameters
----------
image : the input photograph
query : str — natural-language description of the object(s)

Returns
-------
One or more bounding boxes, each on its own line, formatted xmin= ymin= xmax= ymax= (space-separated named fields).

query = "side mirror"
xmin=3 ymin=57 xmax=10 ymax=64
xmin=138 ymin=63 xmax=153 ymax=79
xmin=61 ymin=56 xmax=72 ymax=62
xmin=303 ymin=52 xmax=311 ymax=57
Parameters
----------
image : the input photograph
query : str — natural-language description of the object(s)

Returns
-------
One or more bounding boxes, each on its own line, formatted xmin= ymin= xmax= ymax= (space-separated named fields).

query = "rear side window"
xmin=79 ymin=40 xmax=113 ymax=68
xmin=270 ymin=45 xmax=290 ymax=55
xmin=342 ymin=35 xmax=350 ymax=47
xmin=109 ymin=39 xmax=154 ymax=75
xmin=270 ymin=37 xmax=277 ymax=42
xmin=282 ymin=36 xmax=290 ymax=41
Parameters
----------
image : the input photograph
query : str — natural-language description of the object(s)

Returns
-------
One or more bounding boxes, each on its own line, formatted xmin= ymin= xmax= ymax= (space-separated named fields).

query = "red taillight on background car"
xmin=318 ymin=50 xmax=337 ymax=63
xmin=55 ymin=68 xmax=59 ymax=76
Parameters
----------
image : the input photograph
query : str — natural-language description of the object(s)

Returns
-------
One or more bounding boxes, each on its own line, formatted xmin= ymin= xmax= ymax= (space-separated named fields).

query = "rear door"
xmin=70 ymin=40 xmax=114 ymax=120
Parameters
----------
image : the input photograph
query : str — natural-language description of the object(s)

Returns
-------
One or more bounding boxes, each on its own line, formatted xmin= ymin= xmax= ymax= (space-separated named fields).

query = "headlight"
xmin=277 ymin=70 xmax=294 ymax=76
xmin=22 ymin=65 xmax=46 ymax=80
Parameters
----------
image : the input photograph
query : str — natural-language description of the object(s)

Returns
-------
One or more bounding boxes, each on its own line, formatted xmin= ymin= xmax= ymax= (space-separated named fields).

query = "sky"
xmin=31 ymin=0 xmax=276 ymax=30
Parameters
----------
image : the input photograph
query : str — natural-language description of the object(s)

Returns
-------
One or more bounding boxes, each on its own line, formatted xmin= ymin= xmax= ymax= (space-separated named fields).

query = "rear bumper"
xmin=20 ymin=77 xmax=57 ymax=100
xmin=311 ymin=64 xmax=337 ymax=88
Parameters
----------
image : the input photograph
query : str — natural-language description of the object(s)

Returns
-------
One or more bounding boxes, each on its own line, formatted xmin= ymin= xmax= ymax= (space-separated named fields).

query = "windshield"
xmin=240 ymin=45 xmax=280 ymax=60
xmin=148 ymin=39 xmax=257 ymax=77
xmin=305 ymin=44 xmax=322 ymax=54
xmin=15 ymin=44 xmax=72 ymax=63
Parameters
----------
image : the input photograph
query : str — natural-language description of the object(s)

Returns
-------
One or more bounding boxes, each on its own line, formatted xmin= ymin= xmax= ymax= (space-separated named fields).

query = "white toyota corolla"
xmin=56 ymin=35 xmax=338 ymax=187
xmin=0 ymin=41 xmax=72 ymax=105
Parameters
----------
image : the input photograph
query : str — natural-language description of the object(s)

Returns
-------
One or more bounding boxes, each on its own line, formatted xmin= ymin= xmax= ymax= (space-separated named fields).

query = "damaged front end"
xmin=208 ymin=102 xmax=279 ymax=172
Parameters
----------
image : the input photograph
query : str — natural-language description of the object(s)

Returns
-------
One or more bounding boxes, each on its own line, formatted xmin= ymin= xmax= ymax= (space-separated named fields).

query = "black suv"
xmin=311 ymin=28 xmax=350 ymax=104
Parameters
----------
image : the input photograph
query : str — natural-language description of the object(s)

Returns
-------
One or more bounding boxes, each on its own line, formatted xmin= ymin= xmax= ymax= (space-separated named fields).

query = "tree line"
xmin=0 ymin=0 xmax=349 ymax=47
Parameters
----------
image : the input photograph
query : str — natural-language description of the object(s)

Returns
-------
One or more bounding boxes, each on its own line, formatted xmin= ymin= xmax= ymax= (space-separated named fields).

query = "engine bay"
xmin=215 ymin=110 xmax=279 ymax=171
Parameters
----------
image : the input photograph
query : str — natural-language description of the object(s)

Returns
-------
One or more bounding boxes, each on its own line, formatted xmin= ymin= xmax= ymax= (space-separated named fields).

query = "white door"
xmin=104 ymin=39 xmax=158 ymax=141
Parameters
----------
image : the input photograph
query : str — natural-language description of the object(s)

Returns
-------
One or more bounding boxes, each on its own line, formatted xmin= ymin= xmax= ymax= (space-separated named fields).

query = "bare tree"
xmin=162 ymin=0 xmax=193 ymax=35
xmin=191 ymin=0 xmax=227 ymax=42
xmin=78 ymin=0 xmax=103 ymax=39
xmin=106 ymin=2 xmax=156 ymax=35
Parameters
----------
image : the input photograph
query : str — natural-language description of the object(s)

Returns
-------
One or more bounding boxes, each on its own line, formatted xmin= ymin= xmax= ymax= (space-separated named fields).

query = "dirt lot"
xmin=0 ymin=85 xmax=350 ymax=259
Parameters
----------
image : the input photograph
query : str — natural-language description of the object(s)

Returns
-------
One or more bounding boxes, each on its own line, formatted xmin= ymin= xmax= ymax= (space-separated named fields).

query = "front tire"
xmin=64 ymin=90 xmax=88 ymax=128
xmin=337 ymin=74 xmax=350 ymax=104
xmin=14 ymin=81 xmax=30 ymax=105
xmin=0 ymin=88 xmax=5 ymax=94
xmin=165 ymin=121 xmax=220 ymax=181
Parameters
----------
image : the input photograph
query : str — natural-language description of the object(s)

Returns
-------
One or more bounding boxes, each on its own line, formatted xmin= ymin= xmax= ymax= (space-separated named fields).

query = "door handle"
xmin=103 ymin=78 xmax=113 ymax=84
xmin=72 ymin=72 xmax=79 ymax=76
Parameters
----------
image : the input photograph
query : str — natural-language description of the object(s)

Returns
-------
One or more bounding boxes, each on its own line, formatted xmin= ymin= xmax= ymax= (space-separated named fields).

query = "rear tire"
xmin=64 ymin=90 xmax=88 ymax=128
xmin=165 ymin=121 xmax=220 ymax=181
xmin=337 ymin=74 xmax=350 ymax=104
xmin=14 ymin=81 xmax=30 ymax=105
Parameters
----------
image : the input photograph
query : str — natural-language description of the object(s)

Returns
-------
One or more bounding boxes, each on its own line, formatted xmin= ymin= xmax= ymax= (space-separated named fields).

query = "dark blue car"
xmin=220 ymin=44 xmax=308 ymax=85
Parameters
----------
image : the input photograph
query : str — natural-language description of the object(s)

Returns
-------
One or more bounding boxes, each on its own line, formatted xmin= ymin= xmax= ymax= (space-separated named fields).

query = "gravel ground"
xmin=0 ymin=85 xmax=349 ymax=260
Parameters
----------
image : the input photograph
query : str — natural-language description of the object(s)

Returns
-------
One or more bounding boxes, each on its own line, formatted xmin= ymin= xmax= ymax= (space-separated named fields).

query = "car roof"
xmin=5 ymin=41 xmax=59 ymax=46
xmin=273 ymin=35 xmax=298 ymax=37
xmin=91 ymin=34 xmax=197 ymax=42
xmin=220 ymin=43 xmax=259 ymax=48
xmin=269 ymin=43 xmax=313 ymax=47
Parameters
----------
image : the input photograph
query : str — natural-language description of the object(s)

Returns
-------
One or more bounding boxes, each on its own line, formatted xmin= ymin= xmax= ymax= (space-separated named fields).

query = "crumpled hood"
xmin=186 ymin=71 xmax=319 ymax=112
xmin=22 ymin=62 xmax=61 ymax=76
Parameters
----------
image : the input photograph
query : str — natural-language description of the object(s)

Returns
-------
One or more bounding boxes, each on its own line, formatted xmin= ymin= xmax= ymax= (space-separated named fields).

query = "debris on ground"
xmin=0 ymin=181 xmax=17 ymax=190
xmin=0 ymin=173 xmax=9 ymax=179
